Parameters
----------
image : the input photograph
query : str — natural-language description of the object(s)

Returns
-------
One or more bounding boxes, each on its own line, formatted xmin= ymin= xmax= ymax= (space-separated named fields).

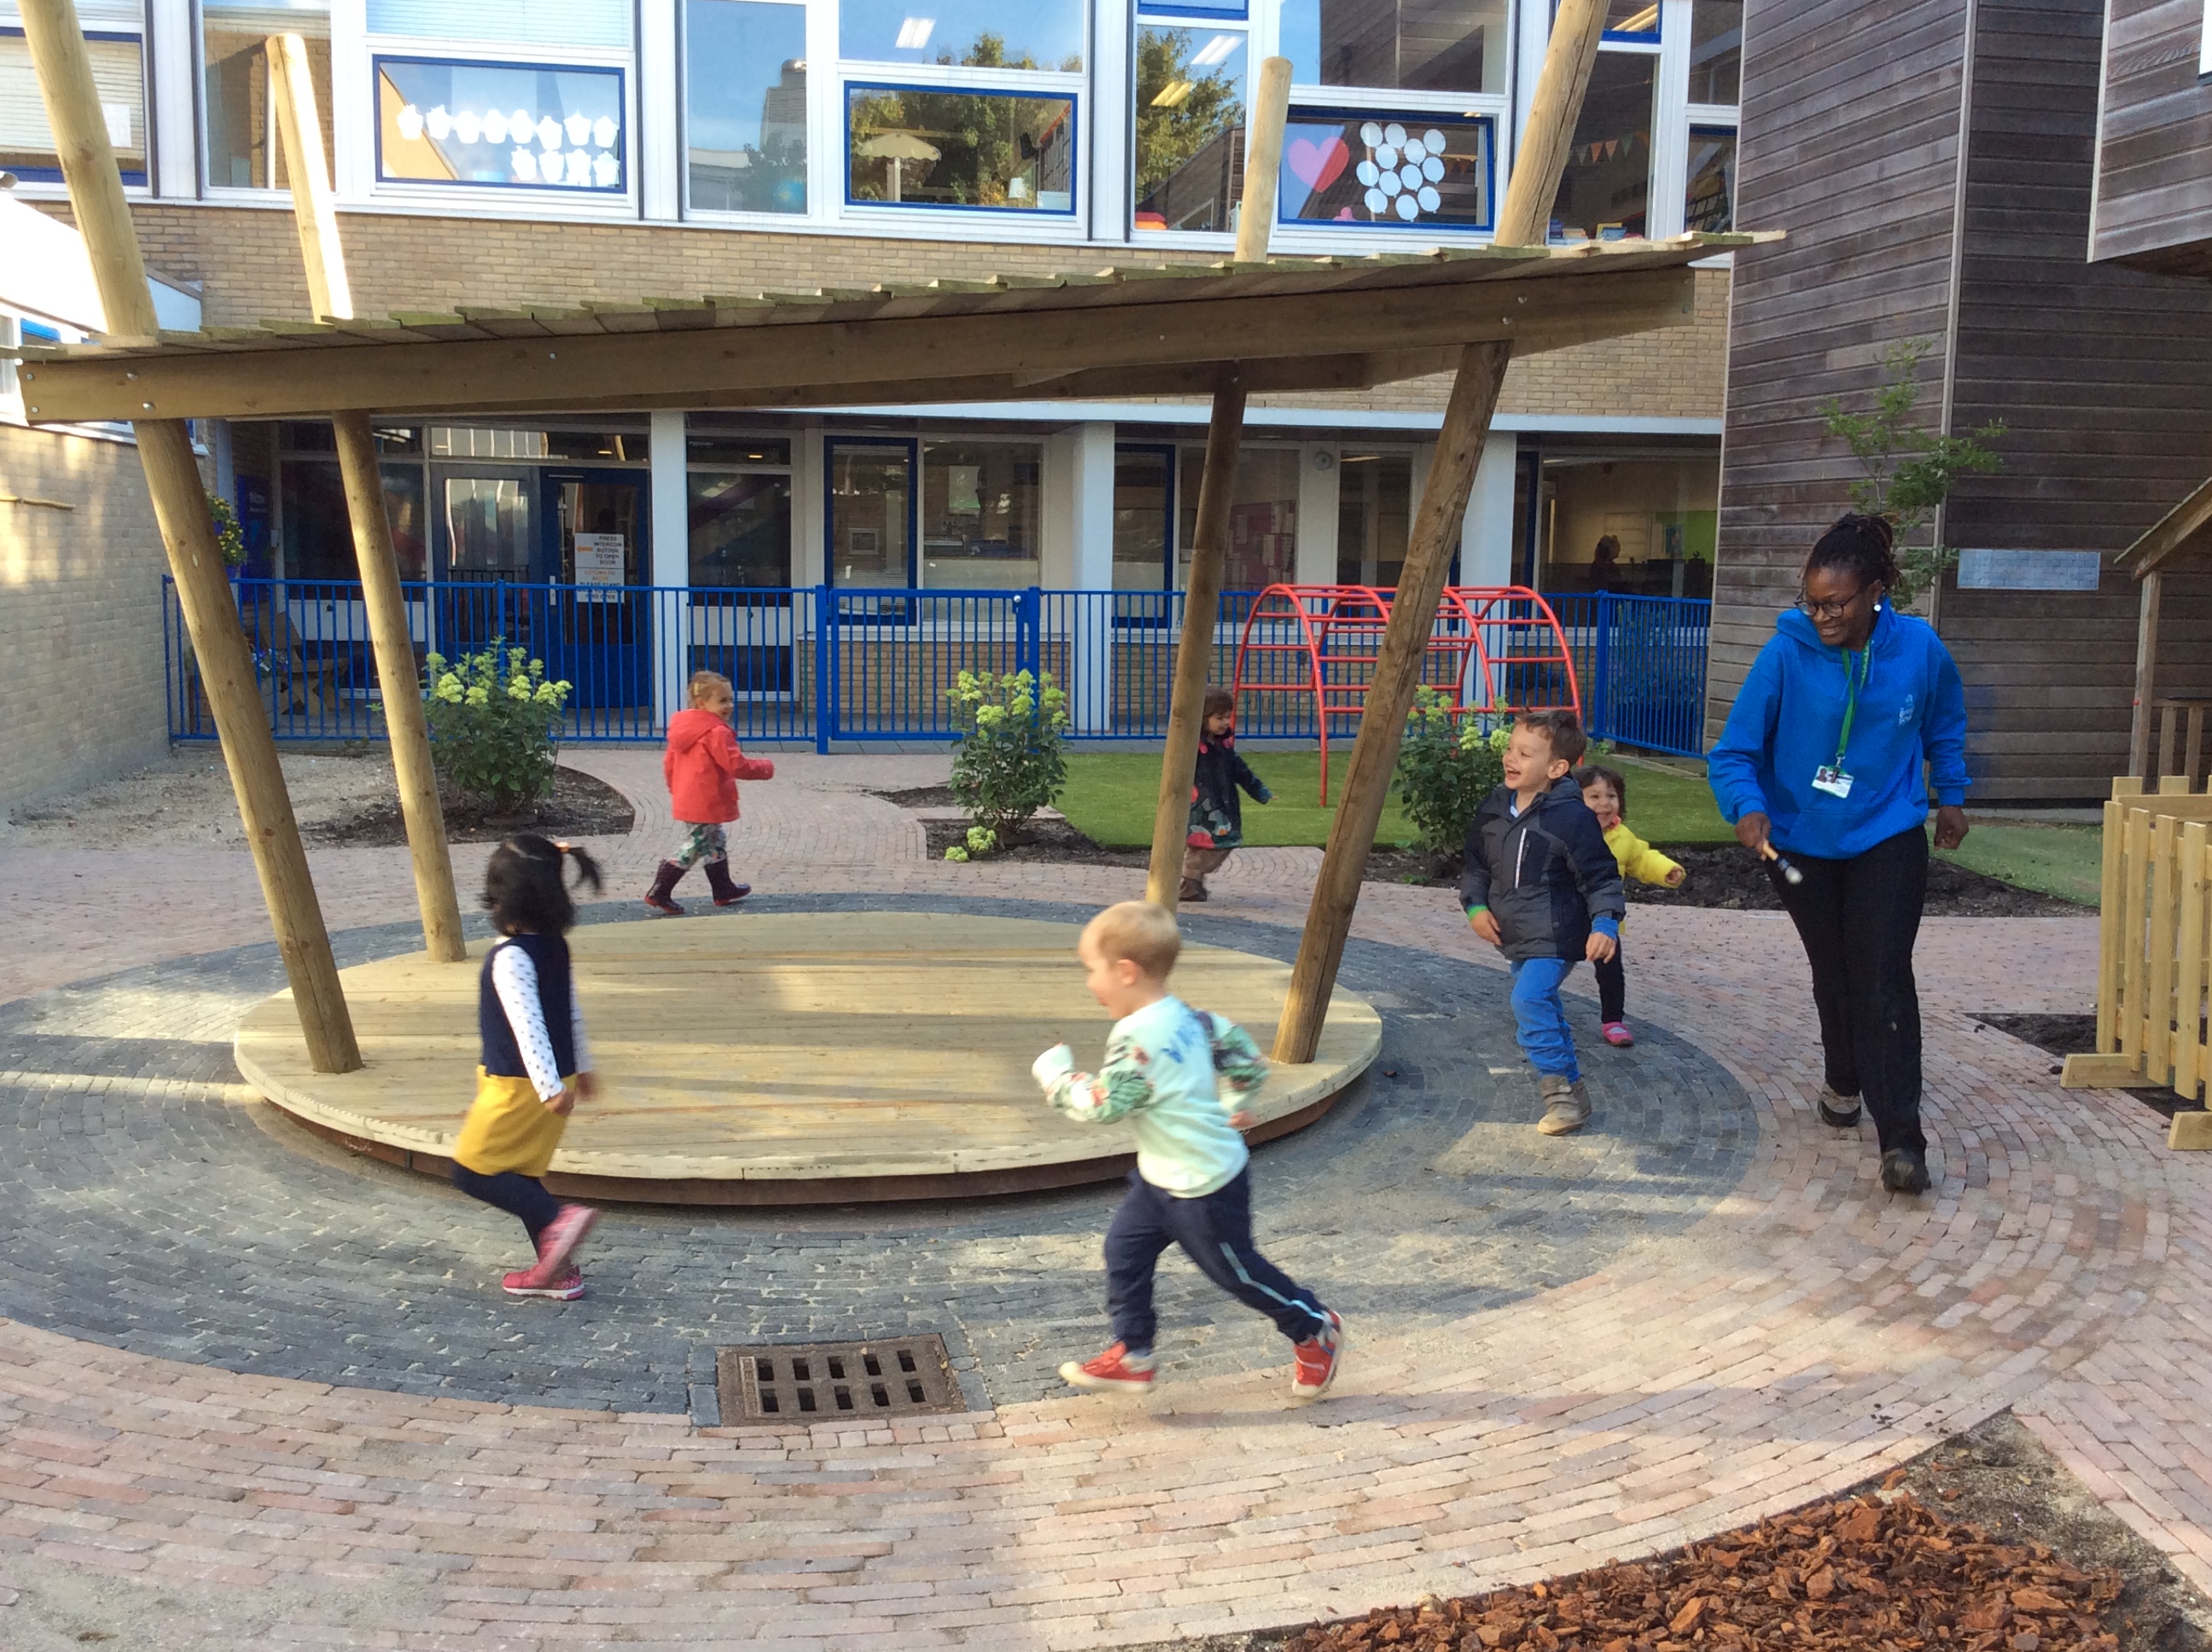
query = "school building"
xmin=1 ymin=0 xmax=1741 ymax=806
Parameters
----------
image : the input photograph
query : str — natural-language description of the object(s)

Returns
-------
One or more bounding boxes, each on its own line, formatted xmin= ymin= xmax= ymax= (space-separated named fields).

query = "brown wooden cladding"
xmin=2092 ymin=0 xmax=2212 ymax=272
xmin=1714 ymin=0 xmax=2212 ymax=801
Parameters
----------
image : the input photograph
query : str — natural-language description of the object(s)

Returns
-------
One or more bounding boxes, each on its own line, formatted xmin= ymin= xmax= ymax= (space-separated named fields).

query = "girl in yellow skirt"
xmin=452 ymin=835 xmax=605 ymax=1299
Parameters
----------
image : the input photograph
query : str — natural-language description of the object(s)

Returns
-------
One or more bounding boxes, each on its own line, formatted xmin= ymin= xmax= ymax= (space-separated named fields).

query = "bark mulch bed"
xmin=305 ymin=765 xmax=635 ymax=847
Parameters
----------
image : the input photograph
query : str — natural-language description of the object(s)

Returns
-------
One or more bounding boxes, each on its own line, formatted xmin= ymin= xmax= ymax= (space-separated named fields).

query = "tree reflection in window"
xmin=847 ymin=67 xmax=1074 ymax=211
xmin=1133 ymin=26 xmax=1246 ymax=234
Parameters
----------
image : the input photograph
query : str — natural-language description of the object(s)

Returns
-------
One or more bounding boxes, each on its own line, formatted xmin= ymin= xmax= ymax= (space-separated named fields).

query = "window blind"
xmin=365 ymin=0 xmax=630 ymax=50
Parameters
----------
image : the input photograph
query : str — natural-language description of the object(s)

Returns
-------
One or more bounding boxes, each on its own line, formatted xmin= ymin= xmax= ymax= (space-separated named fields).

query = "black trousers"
xmin=1594 ymin=952 xmax=1627 ymax=1023
xmin=1772 ymin=824 xmax=1930 ymax=1157
xmin=1103 ymin=1169 xmax=1330 ymax=1354
xmin=451 ymin=1164 xmax=561 ymax=1244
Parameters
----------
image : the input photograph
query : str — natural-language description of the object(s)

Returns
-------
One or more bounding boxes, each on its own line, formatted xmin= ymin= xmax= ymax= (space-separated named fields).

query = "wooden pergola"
xmin=19 ymin=0 xmax=1762 ymax=1086
xmin=2118 ymin=478 xmax=2212 ymax=788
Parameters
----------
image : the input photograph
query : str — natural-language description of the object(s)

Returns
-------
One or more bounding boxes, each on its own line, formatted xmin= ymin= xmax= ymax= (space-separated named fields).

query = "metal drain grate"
xmin=717 ymin=1335 xmax=965 ymax=1421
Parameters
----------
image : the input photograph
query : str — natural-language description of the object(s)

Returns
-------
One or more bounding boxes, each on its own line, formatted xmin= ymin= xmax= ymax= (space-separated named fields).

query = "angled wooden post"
xmin=20 ymin=0 xmax=360 ymax=1071
xmin=1146 ymin=369 xmax=1247 ymax=908
xmin=1232 ymin=57 xmax=1292 ymax=265
xmin=2130 ymin=569 xmax=2163 ymax=782
xmin=1272 ymin=0 xmax=1610 ymax=1064
xmin=269 ymin=30 xmax=465 ymax=963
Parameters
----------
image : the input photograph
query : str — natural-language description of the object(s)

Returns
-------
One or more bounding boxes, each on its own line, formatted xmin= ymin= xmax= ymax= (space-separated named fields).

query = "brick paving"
xmin=0 ymin=746 xmax=2192 ymax=1650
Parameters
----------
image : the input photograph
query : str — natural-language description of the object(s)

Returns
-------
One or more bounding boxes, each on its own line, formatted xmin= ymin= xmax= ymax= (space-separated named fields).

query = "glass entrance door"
xmin=432 ymin=464 xmax=540 ymax=668
xmin=826 ymin=438 xmax=915 ymax=615
xmin=545 ymin=469 xmax=651 ymax=715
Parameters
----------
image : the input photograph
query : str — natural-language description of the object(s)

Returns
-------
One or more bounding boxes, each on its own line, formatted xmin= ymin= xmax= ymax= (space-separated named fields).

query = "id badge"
xmin=1812 ymin=765 xmax=1854 ymax=799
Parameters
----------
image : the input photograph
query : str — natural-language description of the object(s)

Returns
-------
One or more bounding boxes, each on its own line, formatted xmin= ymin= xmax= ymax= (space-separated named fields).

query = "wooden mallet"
xmin=1759 ymin=841 xmax=1806 ymax=886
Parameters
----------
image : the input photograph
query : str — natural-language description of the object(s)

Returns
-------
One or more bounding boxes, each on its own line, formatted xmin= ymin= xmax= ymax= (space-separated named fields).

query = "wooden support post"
xmin=2130 ymin=569 xmax=2162 ymax=781
xmin=1232 ymin=57 xmax=1292 ymax=265
xmin=20 ymin=0 xmax=360 ymax=1071
xmin=268 ymin=30 xmax=463 ymax=962
xmin=1146 ymin=371 xmax=1246 ymax=909
xmin=1271 ymin=0 xmax=1610 ymax=1065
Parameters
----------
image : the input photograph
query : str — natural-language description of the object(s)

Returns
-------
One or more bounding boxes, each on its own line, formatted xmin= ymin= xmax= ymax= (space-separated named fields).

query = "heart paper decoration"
xmin=1286 ymin=135 xmax=1348 ymax=194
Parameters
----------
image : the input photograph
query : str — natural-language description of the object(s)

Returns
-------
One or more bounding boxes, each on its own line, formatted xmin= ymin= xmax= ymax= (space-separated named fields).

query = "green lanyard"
xmin=1833 ymin=646 xmax=1871 ymax=770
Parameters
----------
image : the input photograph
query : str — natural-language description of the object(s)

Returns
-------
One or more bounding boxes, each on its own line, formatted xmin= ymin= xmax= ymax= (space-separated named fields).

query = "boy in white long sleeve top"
xmin=1033 ymin=901 xmax=1347 ymax=1402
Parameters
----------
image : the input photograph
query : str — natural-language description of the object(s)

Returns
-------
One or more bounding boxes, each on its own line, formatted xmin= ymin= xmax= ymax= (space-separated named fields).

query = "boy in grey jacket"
xmin=1460 ymin=711 xmax=1627 ymax=1135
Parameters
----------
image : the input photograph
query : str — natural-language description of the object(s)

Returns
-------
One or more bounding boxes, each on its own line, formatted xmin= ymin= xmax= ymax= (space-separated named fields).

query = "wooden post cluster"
xmin=1272 ymin=0 xmax=1611 ymax=1064
xmin=18 ymin=0 xmax=361 ymax=1071
xmin=268 ymin=30 xmax=466 ymax=963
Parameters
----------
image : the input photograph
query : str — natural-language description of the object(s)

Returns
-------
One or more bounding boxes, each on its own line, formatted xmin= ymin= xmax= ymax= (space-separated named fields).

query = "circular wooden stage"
xmin=235 ymin=912 xmax=1382 ymax=1205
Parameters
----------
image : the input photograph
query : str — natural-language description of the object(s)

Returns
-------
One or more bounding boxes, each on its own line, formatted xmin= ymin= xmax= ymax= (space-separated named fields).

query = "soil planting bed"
xmin=875 ymin=785 xmax=961 ymax=809
xmin=306 ymin=765 xmax=634 ymax=847
xmin=1971 ymin=1013 xmax=2197 ymax=1115
xmin=1123 ymin=1414 xmax=2212 ymax=1652
xmin=923 ymin=816 xmax=1148 ymax=868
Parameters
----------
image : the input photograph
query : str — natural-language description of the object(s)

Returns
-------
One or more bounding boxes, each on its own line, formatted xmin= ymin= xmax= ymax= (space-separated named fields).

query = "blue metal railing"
xmin=165 ymin=577 xmax=1709 ymax=754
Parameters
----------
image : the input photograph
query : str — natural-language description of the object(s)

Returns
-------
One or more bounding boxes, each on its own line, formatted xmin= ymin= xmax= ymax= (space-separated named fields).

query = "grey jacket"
xmin=1458 ymin=775 xmax=1627 ymax=963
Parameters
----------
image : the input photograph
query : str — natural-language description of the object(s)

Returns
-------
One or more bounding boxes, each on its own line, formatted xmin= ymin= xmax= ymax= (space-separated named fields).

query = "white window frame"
xmin=1125 ymin=9 xmax=1250 ymax=250
xmin=677 ymin=0 xmax=817 ymax=228
xmin=0 ymin=0 xmax=153 ymax=199
xmin=835 ymin=61 xmax=1088 ymax=236
xmin=194 ymin=0 xmax=336 ymax=201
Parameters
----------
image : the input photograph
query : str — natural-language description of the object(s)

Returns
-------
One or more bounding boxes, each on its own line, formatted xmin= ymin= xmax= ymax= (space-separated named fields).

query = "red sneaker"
xmin=1290 ymin=1311 xmax=1348 ymax=1404
xmin=535 ymin=1204 xmax=598 ymax=1273
xmin=503 ymin=1263 xmax=583 ymax=1300
xmin=1602 ymin=1021 xmax=1634 ymax=1047
xmin=1059 ymin=1342 xmax=1156 ymax=1393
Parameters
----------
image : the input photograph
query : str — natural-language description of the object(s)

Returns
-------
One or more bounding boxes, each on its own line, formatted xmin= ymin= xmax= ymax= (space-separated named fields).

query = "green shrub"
xmin=422 ymin=641 xmax=572 ymax=813
xmin=1393 ymin=686 xmax=1507 ymax=855
xmin=946 ymin=668 xmax=1069 ymax=845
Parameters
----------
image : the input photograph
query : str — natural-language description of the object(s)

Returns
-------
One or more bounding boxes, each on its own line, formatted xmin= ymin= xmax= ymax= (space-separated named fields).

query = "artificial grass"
xmin=1936 ymin=821 xmax=2101 ymax=907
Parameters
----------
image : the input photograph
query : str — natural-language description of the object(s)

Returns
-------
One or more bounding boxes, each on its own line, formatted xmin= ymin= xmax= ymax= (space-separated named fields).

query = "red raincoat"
xmin=663 ymin=708 xmax=774 ymax=824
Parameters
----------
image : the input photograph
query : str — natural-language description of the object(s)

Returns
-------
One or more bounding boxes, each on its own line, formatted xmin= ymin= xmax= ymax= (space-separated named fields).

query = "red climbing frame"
xmin=1230 ymin=585 xmax=1580 ymax=805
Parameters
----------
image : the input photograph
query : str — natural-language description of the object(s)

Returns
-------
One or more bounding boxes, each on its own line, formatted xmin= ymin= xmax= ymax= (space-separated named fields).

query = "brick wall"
xmin=0 ymin=424 xmax=173 ymax=811
xmin=37 ymin=202 xmax=1728 ymax=425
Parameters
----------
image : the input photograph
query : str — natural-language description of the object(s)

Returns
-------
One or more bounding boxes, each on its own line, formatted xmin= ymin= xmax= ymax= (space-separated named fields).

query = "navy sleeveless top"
xmin=479 ymin=932 xmax=576 ymax=1079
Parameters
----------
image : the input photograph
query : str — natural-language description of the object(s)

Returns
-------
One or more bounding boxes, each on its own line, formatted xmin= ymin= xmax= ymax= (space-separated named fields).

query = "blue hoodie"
xmin=1708 ymin=603 xmax=1969 ymax=860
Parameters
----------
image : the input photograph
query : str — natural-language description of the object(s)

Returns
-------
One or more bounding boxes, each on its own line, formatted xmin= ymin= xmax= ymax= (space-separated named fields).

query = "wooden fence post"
xmin=20 ymin=0 xmax=360 ymax=1072
xmin=269 ymin=30 xmax=465 ymax=963
xmin=1270 ymin=0 xmax=1610 ymax=1064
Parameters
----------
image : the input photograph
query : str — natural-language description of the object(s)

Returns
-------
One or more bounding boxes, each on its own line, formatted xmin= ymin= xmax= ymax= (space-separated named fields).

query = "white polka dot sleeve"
xmin=491 ymin=945 xmax=566 ymax=1101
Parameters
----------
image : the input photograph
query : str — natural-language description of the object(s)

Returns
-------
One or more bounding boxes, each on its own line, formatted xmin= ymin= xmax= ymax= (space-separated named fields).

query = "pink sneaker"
xmin=503 ymin=1263 xmax=583 ymax=1300
xmin=1602 ymin=1021 xmax=1635 ymax=1047
xmin=1290 ymin=1310 xmax=1348 ymax=1404
xmin=535 ymin=1204 xmax=599 ymax=1273
xmin=1059 ymin=1342 xmax=1156 ymax=1393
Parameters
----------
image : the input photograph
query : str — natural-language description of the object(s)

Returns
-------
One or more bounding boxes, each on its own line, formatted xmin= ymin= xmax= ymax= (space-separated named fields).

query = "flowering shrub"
xmin=1392 ymin=686 xmax=1508 ymax=855
xmin=422 ymin=641 xmax=572 ymax=813
xmin=946 ymin=668 xmax=1069 ymax=848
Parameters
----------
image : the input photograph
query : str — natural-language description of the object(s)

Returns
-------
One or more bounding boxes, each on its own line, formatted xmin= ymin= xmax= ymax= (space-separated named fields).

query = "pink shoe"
xmin=1602 ymin=1021 xmax=1634 ymax=1047
xmin=1059 ymin=1342 xmax=1156 ymax=1393
xmin=1291 ymin=1310 xmax=1348 ymax=1404
xmin=535 ymin=1204 xmax=599 ymax=1274
xmin=503 ymin=1263 xmax=583 ymax=1300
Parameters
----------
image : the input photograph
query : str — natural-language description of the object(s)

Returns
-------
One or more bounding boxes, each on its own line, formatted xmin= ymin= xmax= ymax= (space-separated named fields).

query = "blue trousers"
xmin=1509 ymin=957 xmax=1580 ymax=1083
xmin=451 ymin=1163 xmax=560 ymax=1243
xmin=1103 ymin=1169 xmax=1331 ymax=1354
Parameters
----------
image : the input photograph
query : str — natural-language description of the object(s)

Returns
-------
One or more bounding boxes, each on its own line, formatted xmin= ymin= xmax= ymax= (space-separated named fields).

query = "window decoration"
xmin=366 ymin=0 xmax=630 ymax=50
xmin=846 ymin=84 xmax=1074 ymax=212
xmin=1278 ymin=112 xmax=1491 ymax=229
xmin=1551 ymin=52 xmax=1653 ymax=241
xmin=375 ymin=56 xmax=626 ymax=192
xmin=0 ymin=26 xmax=144 ymax=184
xmin=840 ymin=0 xmax=1085 ymax=71
xmin=1279 ymin=0 xmax=1508 ymax=96
xmin=202 ymin=0 xmax=332 ymax=190
xmin=1685 ymin=125 xmax=1734 ymax=234
xmin=1133 ymin=25 xmax=1245 ymax=234
xmin=685 ymin=0 xmax=806 ymax=213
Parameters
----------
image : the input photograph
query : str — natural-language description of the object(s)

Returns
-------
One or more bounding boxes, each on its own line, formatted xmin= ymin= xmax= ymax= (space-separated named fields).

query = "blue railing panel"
xmin=164 ymin=577 xmax=1708 ymax=755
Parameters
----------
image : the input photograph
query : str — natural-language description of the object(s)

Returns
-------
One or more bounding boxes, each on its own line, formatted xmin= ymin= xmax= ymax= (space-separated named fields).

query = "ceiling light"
xmin=895 ymin=16 xmax=934 ymax=49
xmin=1150 ymin=79 xmax=1195 ymax=108
xmin=1190 ymin=33 xmax=1238 ymax=67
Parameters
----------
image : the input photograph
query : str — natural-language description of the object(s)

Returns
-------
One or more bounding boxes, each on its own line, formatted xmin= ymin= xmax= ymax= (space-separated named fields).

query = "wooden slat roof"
xmin=2116 ymin=470 xmax=2212 ymax=577
xmin=13 ymin=232 xmax=1765 ymax=424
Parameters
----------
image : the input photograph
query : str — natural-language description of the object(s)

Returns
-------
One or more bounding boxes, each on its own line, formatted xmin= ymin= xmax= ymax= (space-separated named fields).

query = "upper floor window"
xmin=1688 ymin=0 xmax=1740 ymax=105
xmin=1133 ymin=23 xmax=1247 ymax=234
xmin=1685 ymin=124 xmax=1732 ymax=232
xmin=0 ymin=0 xmax=144 ymax=186
xmin=839 ymin=0 xmax=1085 ymax=72
xmin=685 ymin=0 xmax=806 ymax=213
xmin=1603 ymin=0 xmax=1658 ymax=42
xmin=847 ymin=84 xmax=1075 ymax=212
xmin=1279 ymin=112 xmax=1492 ymax=230
xmin=1280 ymin=0 xmax=1509 ymax=96
xmin=375 ymin=56 xmax=626 ymax=192
xmin=366 ymin=0 xmax=631 ymax=50
xmin=1553 ymin=49 xmax=1653 ymax=241
xmin=203 ymin=0 xmax=331 ymax=191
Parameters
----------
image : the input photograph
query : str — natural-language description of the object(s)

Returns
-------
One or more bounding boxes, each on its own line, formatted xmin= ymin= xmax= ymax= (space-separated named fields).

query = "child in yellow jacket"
xmin=1577 ymin=764 xmax=1685 ymax=1048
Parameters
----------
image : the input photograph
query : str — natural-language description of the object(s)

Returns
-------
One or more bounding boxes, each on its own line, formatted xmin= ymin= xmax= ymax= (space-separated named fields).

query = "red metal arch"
xmin=1231 ymin=585 xmax=1580 ymax=804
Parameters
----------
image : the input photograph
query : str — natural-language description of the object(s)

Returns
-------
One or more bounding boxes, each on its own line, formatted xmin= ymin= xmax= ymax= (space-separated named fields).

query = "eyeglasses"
xmin=1796 ymin=585 xmax=1871 ymax=621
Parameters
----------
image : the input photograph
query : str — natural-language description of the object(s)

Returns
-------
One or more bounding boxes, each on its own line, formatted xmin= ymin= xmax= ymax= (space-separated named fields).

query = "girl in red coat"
xmin=645 ymin=671 xmax=775 ymax=915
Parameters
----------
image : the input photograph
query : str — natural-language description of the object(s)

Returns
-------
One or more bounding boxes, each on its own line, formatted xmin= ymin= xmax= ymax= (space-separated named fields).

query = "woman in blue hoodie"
xmin=1707 ymin=515 xmax=1970 ymax=1195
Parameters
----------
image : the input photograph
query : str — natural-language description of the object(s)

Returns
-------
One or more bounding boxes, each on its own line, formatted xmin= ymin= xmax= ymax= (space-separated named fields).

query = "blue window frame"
xmin=372 ymin=55 xmax=627 ymax=192
xmin=1 ymin=28 xmax=147 ymax=186
xmin=844 ymin=82 xmax=1078 ymax=215
xmin=1138 ymin=1 xmax=1247 ymax=16
xmin=1278 ymin=110 xmax=1493 ymax=231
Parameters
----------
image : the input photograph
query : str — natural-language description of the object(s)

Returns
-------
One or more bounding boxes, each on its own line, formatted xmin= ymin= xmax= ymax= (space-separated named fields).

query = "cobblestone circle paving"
xmin=0 ymin=893 xmax=1751 ymax=1415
